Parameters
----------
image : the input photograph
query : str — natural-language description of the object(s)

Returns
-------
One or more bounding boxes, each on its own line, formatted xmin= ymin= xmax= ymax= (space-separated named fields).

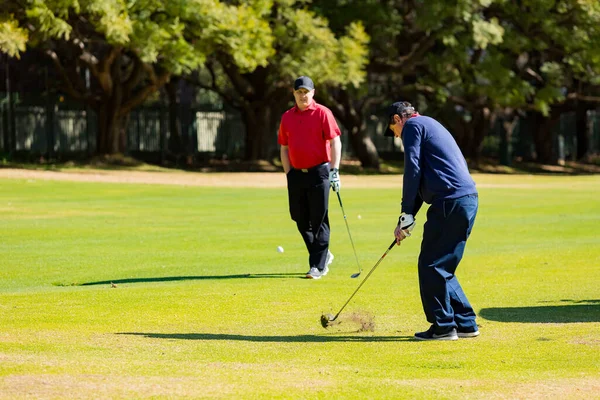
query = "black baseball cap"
xmin=294 ymin=76 xmax=314 ymax=91
xmin=384 ymin=101 xmax=415 ymax=137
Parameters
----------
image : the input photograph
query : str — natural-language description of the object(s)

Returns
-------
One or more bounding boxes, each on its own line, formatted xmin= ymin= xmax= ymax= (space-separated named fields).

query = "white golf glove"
xmin=395 ymin=213 xmax=415 ymax=241
xmin=329 ymin=168 xmax=341 ymax=192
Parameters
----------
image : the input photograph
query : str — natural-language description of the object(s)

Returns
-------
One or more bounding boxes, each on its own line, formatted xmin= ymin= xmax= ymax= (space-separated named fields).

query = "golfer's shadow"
xmin=479 ymin=299 xmax=600 ymax=323
xmin=119 ymin=332 xmax=415 ymax=343
xmin=79 ymin=273 xmax=305 ymax=286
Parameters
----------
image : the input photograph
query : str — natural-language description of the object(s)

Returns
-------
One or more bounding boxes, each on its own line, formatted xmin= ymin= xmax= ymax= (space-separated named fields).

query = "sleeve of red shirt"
xmin=321 ymin=107 xmax=341 ymax=140
xmin=277 ymin=115 xmax=288 ymax=146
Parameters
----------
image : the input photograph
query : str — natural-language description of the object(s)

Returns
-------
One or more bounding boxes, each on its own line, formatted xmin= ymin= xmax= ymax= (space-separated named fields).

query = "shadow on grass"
xmin=118 ymin=332 xmax=415 ymax=342
xmin=76 ymin=273 xmax=306 ymax=286
xmin=479 ymin=300 xmax=600 ymax=323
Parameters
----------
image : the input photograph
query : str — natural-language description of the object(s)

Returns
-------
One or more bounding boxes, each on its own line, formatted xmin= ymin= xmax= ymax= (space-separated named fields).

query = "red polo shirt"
xmin=278 ymin=101 xmax=341 ymax=169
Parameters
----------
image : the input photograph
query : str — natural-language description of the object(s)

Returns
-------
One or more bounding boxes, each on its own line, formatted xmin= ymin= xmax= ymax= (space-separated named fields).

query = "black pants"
xmin=286 ymin=163 xmax=330 ymax=271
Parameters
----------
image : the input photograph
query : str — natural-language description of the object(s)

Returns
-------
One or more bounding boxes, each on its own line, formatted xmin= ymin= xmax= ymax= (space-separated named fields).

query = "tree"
xmin=314 ymin=0 xmax=600 ymax=166
xmin=312 ymin=0 xmax=506 ymax=167
xmin=0 ymin=0 xmax=274 ymax=154
xmin=193 ymin=0 xmax=369 ymax=161
xmin=424 ymin=0 xmax=600 ymax=164
xmin=410 ymin=4 xmax=508 ymax=163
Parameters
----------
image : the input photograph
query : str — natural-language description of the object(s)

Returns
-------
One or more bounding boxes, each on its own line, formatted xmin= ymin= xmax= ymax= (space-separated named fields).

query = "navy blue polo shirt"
xmin=401 ymin=116 xmax=477 ymax=216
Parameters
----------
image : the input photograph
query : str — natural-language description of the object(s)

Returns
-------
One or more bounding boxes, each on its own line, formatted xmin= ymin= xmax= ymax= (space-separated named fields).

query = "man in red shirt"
xmin=278 ymin=76 xmax=342 ymax=279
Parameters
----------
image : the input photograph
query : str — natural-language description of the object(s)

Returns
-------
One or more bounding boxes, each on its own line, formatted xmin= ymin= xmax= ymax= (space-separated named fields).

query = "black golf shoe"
xmin=414 ymin=326 xmax=458 ymax=341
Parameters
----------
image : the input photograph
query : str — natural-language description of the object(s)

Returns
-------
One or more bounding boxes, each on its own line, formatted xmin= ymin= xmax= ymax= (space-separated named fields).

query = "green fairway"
xmin=1 ymin=173 xmax=599 ymax=399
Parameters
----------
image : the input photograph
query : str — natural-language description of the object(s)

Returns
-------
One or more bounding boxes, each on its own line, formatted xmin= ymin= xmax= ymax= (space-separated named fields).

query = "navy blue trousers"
xmin=418 ymin=194 xmax=478 ymax=331
xmin=286 ymin=163 xmax=330 ymax=271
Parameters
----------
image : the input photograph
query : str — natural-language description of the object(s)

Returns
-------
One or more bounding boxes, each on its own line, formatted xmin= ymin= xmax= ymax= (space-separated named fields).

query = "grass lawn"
xmin=0 ymin=172 xmax=599 ymax=399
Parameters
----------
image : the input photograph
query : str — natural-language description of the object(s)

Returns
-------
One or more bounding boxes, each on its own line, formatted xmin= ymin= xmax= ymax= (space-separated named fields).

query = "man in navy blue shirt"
xmin=386 ymin=101 xmax=479 ymax=341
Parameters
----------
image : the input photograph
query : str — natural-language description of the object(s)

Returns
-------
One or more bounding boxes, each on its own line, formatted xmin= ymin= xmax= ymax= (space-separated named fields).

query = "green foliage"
xmin=316 ymin=0 xmax=599 ymax=124
xmin=337 ymin=22 xmax=369 ymax=88
xmin=25 ymin=1 xmax=73 ymax=42
xmin=471 ymin=16 xmax=504 ymax=49
xmin=203 ymin=0 xmax=275 ymax=72
xmin=1 ymin=0 xmax=275 ymax=76
xmin=486 ymin=0 xmax=600 ymax=112
xmin=0 ymin=17 xmax=28 ymax=57
xmin=77 ymin=0 xmax=133 ymax=43
xmin=477 ymin=53 xmax=535 ymax=106
xmin=272 ymin=1 xmax=368 ymax=88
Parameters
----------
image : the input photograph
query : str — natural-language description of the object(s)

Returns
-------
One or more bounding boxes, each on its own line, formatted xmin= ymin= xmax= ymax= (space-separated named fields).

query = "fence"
xmin=13 ymin=106 xmax=96 ymax=154
xmin=1 ymin=100 xmax=598 ymax=162
xmin=0 ymin=103 xmax=253 ymax=158
xmin=0 ymin=101 xmax=402 ymax=160
xmin=127 ymin=108 xmax=249 ymax=159
xmin=589 ymin=110 xmax=600 ymax=155
xmin=483 ymin=110 xmax=600 ymax=164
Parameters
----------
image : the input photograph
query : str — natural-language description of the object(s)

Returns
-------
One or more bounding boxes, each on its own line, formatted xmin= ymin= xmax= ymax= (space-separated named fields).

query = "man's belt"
xmin=298 ymin=162 xmax=328 ymax=173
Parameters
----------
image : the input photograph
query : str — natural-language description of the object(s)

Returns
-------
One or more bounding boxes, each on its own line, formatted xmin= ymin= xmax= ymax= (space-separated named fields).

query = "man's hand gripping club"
xmin=394 ymin=213 xmax=415 ymax=244
xmin=329 ymin=168 xmax=341 ymax=192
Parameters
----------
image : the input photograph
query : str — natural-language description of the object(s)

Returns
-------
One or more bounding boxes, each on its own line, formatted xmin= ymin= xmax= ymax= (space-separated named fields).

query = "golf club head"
xmin=350 ymin=271 xmax=362 ymax=278
xmin=320 ymin=313 xmax=335 ymax=328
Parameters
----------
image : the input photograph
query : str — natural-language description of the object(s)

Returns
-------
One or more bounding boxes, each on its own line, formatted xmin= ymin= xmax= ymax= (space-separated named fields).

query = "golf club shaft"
xmin=333 ymin=239 xmax=397 ymax=320
xmin=336 ymin=191 xmax=361 ymax=273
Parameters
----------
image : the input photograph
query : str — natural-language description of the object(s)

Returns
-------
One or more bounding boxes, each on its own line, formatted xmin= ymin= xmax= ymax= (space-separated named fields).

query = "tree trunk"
xmin=97 ymin=103 xmax=124 ymax=154
xmin=347 ymin=121 xmax=379 ymax=169
xmin=242 ymin=104 xmax=278 ymax=160
xmin=319 ymin=87 xmax=381 ymax=169
xmin=166 ymin=78 xmax=183 ymax=159
xmin=452 ymin=116 xmax=468 ymax=153
xmin=531 ymin=112 xmax=559 ymax=164
xmin=499 ymin=112 xmax=518 ymax=166
xmin=95 ymin=54 xmax=126 ymax=154
xmin=468 ymin=107 xmax=491 ymax=164
xmin=575 ymin=105 xmax=591 ymax=161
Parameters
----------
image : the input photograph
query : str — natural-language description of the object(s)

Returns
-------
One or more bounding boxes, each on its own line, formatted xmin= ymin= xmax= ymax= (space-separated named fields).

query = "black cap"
xmin=294 ymin=76 xmax=314 ymax=91
xmin=384 ymin=101 xmax=415 ymax=137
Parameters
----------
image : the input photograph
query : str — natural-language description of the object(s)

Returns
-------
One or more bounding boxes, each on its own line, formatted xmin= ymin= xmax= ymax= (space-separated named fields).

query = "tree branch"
xmin=45 ymin=49 xmax=86 ymax=102
xmin=185 ymin=60 xmax=239 ymax=107
xmin=413 ymin=83 xmax=470 ymax=107
xmin=78 ymin=50 xmax=99 ymax=78
xmin=95 ymin=46 xmax=122 ymax=94
xmin=217 ymin=52 xmax=258 ymax=101
xmin=122 ymin=52 xmax=146 ymax=95
xmin=566 ymin=93 xmax=600 ymax=103
xmin=118 ymin=70 xmax=170 ymax=117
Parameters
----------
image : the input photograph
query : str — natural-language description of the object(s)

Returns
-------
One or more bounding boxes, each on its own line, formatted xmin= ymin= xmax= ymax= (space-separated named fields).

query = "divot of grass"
xmin=348 ymin=311 xmax=376 ymax=332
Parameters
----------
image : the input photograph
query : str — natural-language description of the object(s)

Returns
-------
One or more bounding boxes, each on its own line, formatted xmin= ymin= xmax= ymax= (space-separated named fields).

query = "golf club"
xmin=321 ymin=239 xmax=397 ymax=328
xmin=335 ymin=191 xmax=362 ymax=278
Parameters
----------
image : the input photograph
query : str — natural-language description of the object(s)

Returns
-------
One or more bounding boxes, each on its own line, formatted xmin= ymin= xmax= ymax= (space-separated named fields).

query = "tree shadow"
xmin=78 ymin=273 xmax=305 ymax=286
xmin=542 ymin=299 xmax=600 ymax=305
xmin=479 ymin=300 xmax=600 ymax=323
xmin=118 ymin=332 xmax=415 ymax=343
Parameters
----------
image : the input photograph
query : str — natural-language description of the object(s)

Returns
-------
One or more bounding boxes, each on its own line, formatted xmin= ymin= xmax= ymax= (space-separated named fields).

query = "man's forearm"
xmin=330 ymin=136 xmax=342 ymax=169
xmin=280 ymin=146 xmax=291 ymax=173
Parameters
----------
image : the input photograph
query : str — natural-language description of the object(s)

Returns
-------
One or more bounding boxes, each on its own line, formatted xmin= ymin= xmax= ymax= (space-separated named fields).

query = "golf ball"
xmin=277 ymin=246 xmax=284 ymax=253
xmin=357 ymin=215 xmax=362 ymax=219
